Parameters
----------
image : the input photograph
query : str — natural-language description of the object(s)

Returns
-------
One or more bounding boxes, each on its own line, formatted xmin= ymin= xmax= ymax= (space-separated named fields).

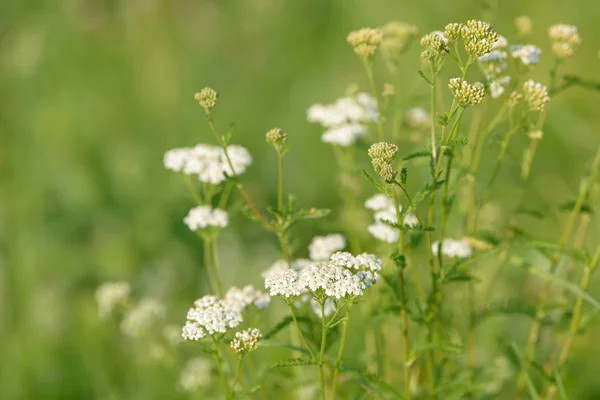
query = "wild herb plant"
xmin=96 ymin=17 xmax=600 ymax=400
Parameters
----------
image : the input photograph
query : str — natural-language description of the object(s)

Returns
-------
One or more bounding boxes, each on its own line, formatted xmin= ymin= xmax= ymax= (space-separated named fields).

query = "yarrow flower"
xmin=461 ymin=20 xmax=500 ymax=57
xmin=366 ymin=200 xmax=420 ymax=243
xmin=478 ymin=35 xmax=508 ymax=76
xmin=368 ymin=142 xmax=398 ymax=181
xmin=265 ymin=251 xmax=382 ymax=300
xmin=381 ymin=21 xmax=418 ymax=64
xmin=489 ymin=76 xmax=511 ymax=99
xmin=515 ymin=16 xmax=533 ymax=37
xmin=405 ymin=107 xmax=431 ymax=130
xmin=548 ymin=24 xmax=582 ymax=59
xmin=224 ymin=285 xmax=271 ymax=311
xmin=230 ymin=328 xmax=261 ymax=354
xmin=265 ymin=127 xmax=287 ymax=148
xmin=420 ymin=31 xmax=448 ymax=60
xmin=307 ymin=93 xmax=378 ymax=147
xmin=347 ymin=27 xmax=383 ymax=59
xmin=182 ymin=295 xmax=243 ymax=341
xmin=432 ymin=238 xmax=473 ymax=258
xmin=449 ymin=78 xmax=485 ymax=106
xmin=261 ymin=258 xmax=311 ymax=279
xmin=309 ymin=234 xmax=347 ymax=261
xmin=95 ymin=281 xmax=130 ymax=318
xmin=163 ymin=144 xmax=252 ymax=184
xmin=178 ymin=358 xmax=212 ymax=391
xmin=194 ymin=87 xmax=218 ymax=111
xmin=184 ymin=205 xmax=228 ymax=231
xmin=510 ymin=44 xmax=542 ymax=65
xmin=121 ymin=298 xmax=166 ymax=337
xmin=522 ymin=80 xmax=550 ymax=112
xmin=365 ymin=193 xmax=394 ymax=211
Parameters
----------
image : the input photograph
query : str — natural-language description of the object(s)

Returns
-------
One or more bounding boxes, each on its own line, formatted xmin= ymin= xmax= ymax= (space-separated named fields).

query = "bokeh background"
xmin=2 ymin=0 xmax=600 ymax=399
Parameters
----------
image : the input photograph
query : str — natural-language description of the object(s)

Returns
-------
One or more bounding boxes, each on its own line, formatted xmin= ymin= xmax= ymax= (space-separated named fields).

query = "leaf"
xmin=440 ymin=271 xmax=476 ymax=284
xmin=326 ymin=316 xmax=348 ymax=329
xmin=292 ymin=207 xmax=330 ymax=221
xmin=529 ymin=266 xmax=600 ymax=311
xmin=390 ymin=252 xmax=407 ymax=270
xmin=474 ymin=300 xmax=538 ymax=326
xmin=263 ymin=316 xmax=294 ymax=339
xmin=515 ymin=208 xmax=546 ymax=219
xmin=509 ymin=343 xmax=541 ymax=400
xmin=418 ymin=70 xmax=433 ymax=85
xmin=554 ymin=367 xmax=569 ymax=400
xmin=526 ymin=240 xmax=589 ymax=262
xmin=559 ymin=200 xmax=592 ymax=214
xmin=403 ymin=150 xmax=432 ymax=161
xmin=441 ymin=137 xmax=468 ymax=147
xmin=222 ymin=122 xmax=236 ymax=145
xmin=361 ymin=169 xmax=386 ymax=193
xmin=407 ymin=342 xmax=464 ymax=365
xmin=400 ymin=167 xmax=408 ymax=186
xmin=271 ymin=358 xmax=316 ymax=369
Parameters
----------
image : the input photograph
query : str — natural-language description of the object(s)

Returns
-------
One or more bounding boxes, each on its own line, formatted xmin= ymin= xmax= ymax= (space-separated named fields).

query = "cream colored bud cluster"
xmin=507 ymin=91 xmax=523 ymax=108
xmin=515 ymin=16 xmax=533 ymax=37
xmin=448 ymin=78 xmax=485 ymax=106
xmin=194 ymin=87 xmax=218 ymax=111
xmin=368 ymin=142 xmax=398 ymax=181
xmin=522 ymin=80 xmax=550 ymax=112
xmin=443 ymin=23 xmax=463 ymax=43
xmin=383 ymin=83 xmax=395 ymax=97
xmin=347 ymin=28 xmax=383 ymax=59
xmin=461 ymin=20 xmax=500 ymax=57
xmin=381 ymin=21 xmax=418 ymax=59
xmin=230 ymin=328 xmax=262 ymax=355
xmin=548 ymin=24 xmax=582 ymax=59
xmin=420 ymin=31 xmax=448 ymax=60
xmin=266 ymin=127 xmax=287 ymax=147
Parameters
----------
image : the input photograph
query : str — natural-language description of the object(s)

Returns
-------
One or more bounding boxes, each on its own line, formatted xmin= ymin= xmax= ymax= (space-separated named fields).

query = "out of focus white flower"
xmin=405 ymin=107 xmax=431 ymax=130
xmin=432 ymin=238 xmax=473 ymax=258
xmin=182 ymin=295 xmax=243 ymax=341
xmin=224 ymin=285 xmax=271 ymax=311
xmin=490 ymin=76 xmax=511 ymax=99
xmin=230 ymin=328 xmax=261 ymax=354
xmin=365 ymin=193 xmax=394 ymax=211
xmin=95 ymin=281 xmax=130 ymax=318
xmin=308 ymin=93 xmax=378 ymax=147
xmin=184 ymin=206 xmax=228 ymax=231
xmin=120 ymin=298 xmax=165 ymax=337
xmin=403 ymin=213 xmax=419 ymax=228
xmin=163 ymin=144 xmax=252 ymax=184
xmin=548 ymin=24 xmax=581 ymax=59
xmin=510 ymin=45 xmax=541 ymax=65
xmin=368 ymin=222 xmax=399 ymax=243
xmin=308 ymin=234 xmax=346 ymax=261
xmin=178 ymin=357 xmax=212 ymax=391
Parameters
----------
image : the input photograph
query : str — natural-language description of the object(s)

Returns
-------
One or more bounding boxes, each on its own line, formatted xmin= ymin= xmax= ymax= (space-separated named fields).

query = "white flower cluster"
xmin=230 ymin=328 xmax=262 ymax=354
xmin=309 ymin=234 xmax=347 ymax=261
xmin=307 ymin=93 xmax=378 ymax=147
xmin=261 ymin=258 xmax=311 ymax=279
xmin=478 ymin=35 xmax=508 ymax=71
xmin=224 ymin=284 xmax=271 ymax=311
xmin=163 ymin=144 xmax=252 ymax=184
xmin=364 ymin=194 xmax=418 ymax=243
xmin=184 ymin=205 xmax=228 ymax=231
xmin=120 ymin=298 xmax=166 ymax=337
xmin=178 ymin=357 xmax=212 ymax=391
xmin=95 ymin=281 xmax=130 ymax=318
xmin=405 ymin=107 xmax=431 ymax=130
xmin=264 ymin=251 xmax=382 ymax=300
xmin=432 ymin=238 xmax=473 ymax=258
xmin=510 ymin=44 xmax=541 ymax=65
xmin=182 ymin=295 xmax=243 ymax=341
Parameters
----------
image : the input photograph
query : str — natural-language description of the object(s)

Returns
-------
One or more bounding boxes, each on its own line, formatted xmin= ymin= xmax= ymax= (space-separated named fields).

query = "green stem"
xmin=362 ymin=59 xmax=385 ymax=142
xmin=287 ymin=303 xmax=315 ymax=359
xmin=518 ymin=145 xmax=600 ymax=393
xmin=429 ymin=62 xmax=437 ymax=163
xmin=202 ymin=236 xmax=216 ymax=295
xmin=331 ymin=302 xmax=353 ymax=400
xmin=213 ymin=337 xmax=230 ymax=396
xmin=393 ymin=189 xmax=412 ymax=400
xmin=229 ymin=356 xmax=244 ymax=398
xmin=277 ymin=151 xmax=284 ymax=213
xmin=207 ymin=236 xmax=224 ymax=297
xmin=319 ymin=302 xmax=328 ymax=400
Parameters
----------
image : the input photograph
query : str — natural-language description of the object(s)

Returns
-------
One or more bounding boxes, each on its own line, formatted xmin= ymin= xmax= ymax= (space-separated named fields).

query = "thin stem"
xmin=277 ymin=151 xmax=284 ymax=213
xmin=278 ymin=231 xmax=292 ymax=266
xmin=229 ymin=356 xmax=244 ymax=398
xmin=518 ymin=145 xmax=600 ymax=393
xmin=202 ymin=236 xmax=216 ymax=294
xmin=319 ymin=302 xmax=328 ymax=400
xmin=183 ymin=175 xmax=203 ymax=204
xmin=392 ymin=189 xmax=411 ymax=400
xmin=362 ymin=59 xmax=385 ymax=142
xmin=287 ymin=303 xmax=315 ymax=359
xmin=331 ymin=302 xmax=353 ymax=399
xmin=208 ymin=236 xmax=224 ymax=297
xmin=429 ymin=62 xmax=437 ymax=163
xmin=213 ymin=337 xmax=230 ymax=395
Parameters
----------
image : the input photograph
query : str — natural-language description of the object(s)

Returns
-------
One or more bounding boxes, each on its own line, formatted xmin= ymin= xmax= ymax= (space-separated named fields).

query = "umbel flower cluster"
xmin=264 ymin=251 xmax=382 ymax=299
xmin=365 ymin=194 xmax=418 ymax=243
xmin=230 ymin=328 xmax=262 ymax=355
xmin=164 ymin=144 xmax=252 ymax=185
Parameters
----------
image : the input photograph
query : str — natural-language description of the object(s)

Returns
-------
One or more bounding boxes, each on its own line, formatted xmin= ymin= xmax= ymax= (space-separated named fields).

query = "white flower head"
xmin=321 ymin=123 xmax=368 ymax=147
xmin=309 ymin=234 xmax=347 ymax=261
xmin=184 ymin=206 xmax=228 ymax=231
xmin=489 ymin=76 xmax=511 ymax=99
xmin=224 ymin=285 xmax=271 ymax=312
xmin=432 ymin=238 xmax=473 ymax=259
xmin=264 ymin=269 xmax=301 ymax=298
xmin=120 ymin=298 xmax=165 ymax=337
xmin=178 ymin=358 xmax=212 ymax=391
xmin=182 ymin=295 xmax=243 ymax=340
xmin=368 ymin=222 xmax=399 ymax=243
xmin=405 ymin=107 xmax=431 ymax=130
xmin=230 ymin=328 xmax=262 ymax=354
xmin=510 ymin=44 xmax=541 ymax=65
xmin=95 ymin=281 xmax=130 ymax=318
xmin=365 ymin=193 xmax=394 ymax=211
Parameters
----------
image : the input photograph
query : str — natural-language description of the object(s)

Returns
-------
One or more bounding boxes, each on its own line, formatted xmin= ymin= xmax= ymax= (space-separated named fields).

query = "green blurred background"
xmin=2 ymin=0 xmax=600 ymax=398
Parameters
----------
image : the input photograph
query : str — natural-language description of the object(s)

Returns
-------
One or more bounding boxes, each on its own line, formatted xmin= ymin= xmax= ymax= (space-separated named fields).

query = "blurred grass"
xmin=1 ymin=0 xmax=600 ymax=398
